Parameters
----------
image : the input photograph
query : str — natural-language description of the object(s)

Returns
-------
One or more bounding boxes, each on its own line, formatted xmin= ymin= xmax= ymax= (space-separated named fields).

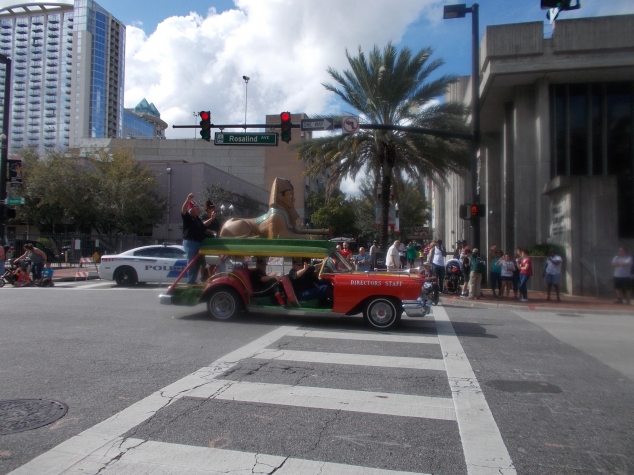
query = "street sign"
xmin=214 ymin=132 xmax=278 ymax=146
xmin=342 ymin=116 xmax=360 ymax=134
xmin=5 ymin=197 xmax=24 ymax=205
xmin=300 ymin=118 xmax=334 ymax=131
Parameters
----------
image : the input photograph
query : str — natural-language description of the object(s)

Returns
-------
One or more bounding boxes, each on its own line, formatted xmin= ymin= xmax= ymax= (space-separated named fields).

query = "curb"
xmin=441 ymin=295 xmax=634 ymax=316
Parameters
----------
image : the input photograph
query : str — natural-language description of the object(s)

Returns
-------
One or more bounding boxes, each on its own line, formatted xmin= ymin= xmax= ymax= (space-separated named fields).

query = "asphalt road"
xmin=0 ymin=281 xmax=633 ymax=474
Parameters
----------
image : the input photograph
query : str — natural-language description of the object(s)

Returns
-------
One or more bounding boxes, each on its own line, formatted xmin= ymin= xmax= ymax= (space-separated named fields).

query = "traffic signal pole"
xmin=471 ymin=3 xmax=481 ymax=251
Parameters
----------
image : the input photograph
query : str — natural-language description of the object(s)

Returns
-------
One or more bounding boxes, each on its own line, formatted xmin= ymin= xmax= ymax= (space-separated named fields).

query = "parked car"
xmin=159 ymin=238 xmax=431 ymax=330
xmin=99 ymin=244 xmax=186 ymax=286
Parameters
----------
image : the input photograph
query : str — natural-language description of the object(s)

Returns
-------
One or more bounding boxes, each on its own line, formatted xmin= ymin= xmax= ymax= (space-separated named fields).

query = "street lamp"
xmin=192 ymin=111 xmax=198 ymax=139
xmin=443 ymin=3 xmax=481 ymax=250
xmin=243 ymin=76 xmax=250 ymax=130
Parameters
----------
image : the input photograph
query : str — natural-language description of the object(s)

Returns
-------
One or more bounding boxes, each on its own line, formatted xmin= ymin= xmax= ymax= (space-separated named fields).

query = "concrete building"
xmin=123 ymin=98 xmax=167 ymax=139
xmin=435 ymin=14 xmax=634 ymax=295
xmin=0 ymin=0 xmax=125 ymax=154
xmin=80 ymin=113 xmax=329 ymax=240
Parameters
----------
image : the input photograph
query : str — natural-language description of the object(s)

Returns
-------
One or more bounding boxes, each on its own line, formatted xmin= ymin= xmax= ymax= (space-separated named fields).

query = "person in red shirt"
xmin=518 ymin=249 xmax=533 ymax=302
xmin=340 ymin=241 xmax=353 ymax=262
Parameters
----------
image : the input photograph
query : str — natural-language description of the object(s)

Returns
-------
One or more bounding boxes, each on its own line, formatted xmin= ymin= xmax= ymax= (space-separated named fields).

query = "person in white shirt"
xmin=543 ymin=249 xmax=563 ymax=302
xmin=386 ymin=240 xmax=401 ymax=271
xmin=612 ymin=247 xmax=632 ymax=305
xmin=430 ymin=240 xmax=445 ymax=292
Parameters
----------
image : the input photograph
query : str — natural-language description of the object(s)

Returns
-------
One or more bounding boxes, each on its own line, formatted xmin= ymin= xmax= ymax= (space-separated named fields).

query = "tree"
xmin=306 ymin=189 xmax=358 ymax=236
xmin=295 ymin=43 xmax=469 ymax=248
xmin=17 ymin=148 xmax=167 ymax=252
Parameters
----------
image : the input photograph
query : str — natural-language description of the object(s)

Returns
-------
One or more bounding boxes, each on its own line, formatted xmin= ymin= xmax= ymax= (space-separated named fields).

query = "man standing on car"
xmin=181 ymin=193 xmax=215 ymax=284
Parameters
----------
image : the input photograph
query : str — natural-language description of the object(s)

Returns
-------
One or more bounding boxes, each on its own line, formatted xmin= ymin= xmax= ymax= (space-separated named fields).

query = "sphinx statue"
xmin=219 ymin=177 xmax=329 ymax=239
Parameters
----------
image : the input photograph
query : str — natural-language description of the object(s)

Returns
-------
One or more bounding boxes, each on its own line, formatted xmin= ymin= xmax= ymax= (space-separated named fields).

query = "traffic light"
xmin=199 ymin=111 xmax=211 ymax=142
xmin=280 ymin=111 xmax=292 ymax=143
xmin=470 ymin=204 xmax=486 ymax=219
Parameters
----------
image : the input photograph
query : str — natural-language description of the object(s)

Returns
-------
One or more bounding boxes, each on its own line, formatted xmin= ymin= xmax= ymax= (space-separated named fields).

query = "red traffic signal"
xmin=470 ymin=204 xmax=486 ymax=219
xmin=280 ymin=111 xmax=292 ymax=143
xmin=199 ymin=111 xmax=211 ymax=142
xmin=199 ymin=111 xmax=210 ymax=121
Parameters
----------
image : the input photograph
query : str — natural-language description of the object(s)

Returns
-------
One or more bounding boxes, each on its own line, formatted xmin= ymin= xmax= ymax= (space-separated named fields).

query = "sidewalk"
xmin=442 ymin=288 xmax=634 ymax=315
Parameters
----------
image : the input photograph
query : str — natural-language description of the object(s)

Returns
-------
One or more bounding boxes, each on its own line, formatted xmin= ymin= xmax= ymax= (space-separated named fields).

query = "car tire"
xmin=207 ymin=288 xmax=242 ymax=321
xmin=364 ymin=297 xmax=401 ymax=330
xmin=115 ymin=266 xmax=138 ymax=286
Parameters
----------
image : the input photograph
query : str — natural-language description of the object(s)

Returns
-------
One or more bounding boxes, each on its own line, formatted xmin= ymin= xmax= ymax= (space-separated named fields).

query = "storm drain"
xmin=0 ymin=399 xmax=68 ymax=435
xmin=485 ymin=380 xmax=562 ymax=394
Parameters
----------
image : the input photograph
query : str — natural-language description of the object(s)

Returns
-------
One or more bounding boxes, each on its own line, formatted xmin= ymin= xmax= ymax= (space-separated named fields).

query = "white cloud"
xmin=123 ymin=0 xmax=439 ymax=138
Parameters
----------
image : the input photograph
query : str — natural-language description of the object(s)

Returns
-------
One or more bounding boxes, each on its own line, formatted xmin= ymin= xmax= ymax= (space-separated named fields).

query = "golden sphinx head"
xmin=269 ymin=177 xmax=300 ymax=224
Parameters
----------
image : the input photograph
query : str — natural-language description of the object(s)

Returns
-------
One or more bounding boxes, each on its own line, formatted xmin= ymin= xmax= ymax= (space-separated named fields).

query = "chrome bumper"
xmin=402 ymin=297 xmax=431 ymax=318
xmin=159 ymin=294 xmax=172 ymax=305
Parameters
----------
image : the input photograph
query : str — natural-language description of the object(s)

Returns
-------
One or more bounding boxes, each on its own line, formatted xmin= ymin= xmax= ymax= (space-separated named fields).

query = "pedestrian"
xmin=500 ymin=253 xmax=516 ymax=298
xmin=489 ymin=245 xmax=503 ymax=298
xmin=353 ymin=247 xmax=371 ymax=271
xmin=453 ymin=241 xmax=463 ymax=259
xmin=468 ymin=248 xmax=483 ymax=300
xmin=461 ymin=248 xmax=472 ymax=297
xmin=544 ymin=248 xmax=563 ymax=302
xmin=40 ymin=261 xmax=55 ymax=287
xmin=611 ymin=247 xmax=632 ymax=305
xmin=14 ymin=243 xmax=46 ymax=285
xmin=386 ymin=239 xmax=401 ymax=271
xmin=406 ymin=241 xmax=418 ymax=269
xmin=0 ymin=241 xmax=5 ymax=277
xmin=513 ymin=247 xmax=522 ymax=299
xmin=430 ymin=240 xmax=445 ymax=291
xmin=369 ymin=240 xmax=379 ymax=268
xmin=340 ymin=241 xmax=353 ymax=262
xmin=518 ymin=249 xmax=533 ymax=302
xmin=181 ymin=193 xmax=216 ymax=284
xmin=398 ymin=241 xmax=407 ymax=269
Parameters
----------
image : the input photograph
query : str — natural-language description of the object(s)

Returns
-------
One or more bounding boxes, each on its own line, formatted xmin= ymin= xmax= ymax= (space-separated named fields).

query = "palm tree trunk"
xmin=380 ymin=160 xmax=391 ymax=249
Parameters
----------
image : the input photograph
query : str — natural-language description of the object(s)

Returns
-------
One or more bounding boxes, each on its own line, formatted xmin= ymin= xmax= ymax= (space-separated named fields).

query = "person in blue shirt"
xmin=40 ymin=262 xmax=55 ymax=287
xmin=354 ymin=247 xmax=373 ymax=272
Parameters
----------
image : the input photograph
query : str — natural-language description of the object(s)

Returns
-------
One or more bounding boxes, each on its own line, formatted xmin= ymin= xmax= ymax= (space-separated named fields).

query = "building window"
xmin=550 ymin=81 xmax=634 ymax=238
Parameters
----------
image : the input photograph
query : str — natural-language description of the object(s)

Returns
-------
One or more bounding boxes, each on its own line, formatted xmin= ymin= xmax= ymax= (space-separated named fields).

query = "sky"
xmin=85 ymin=0 xmax=634 ymax=191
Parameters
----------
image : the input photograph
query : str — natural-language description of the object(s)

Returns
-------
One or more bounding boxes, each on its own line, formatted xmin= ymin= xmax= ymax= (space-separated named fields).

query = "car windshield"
xmin=320 ymin=251 xmax=355 ymax=274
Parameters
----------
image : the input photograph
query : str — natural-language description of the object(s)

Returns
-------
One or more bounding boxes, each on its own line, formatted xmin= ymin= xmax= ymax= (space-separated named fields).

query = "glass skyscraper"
xmin=0 ymin=0 xmax=125 ymax=154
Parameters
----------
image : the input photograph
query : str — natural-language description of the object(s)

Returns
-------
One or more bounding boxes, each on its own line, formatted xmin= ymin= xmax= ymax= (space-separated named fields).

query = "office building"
xmin=123 ymin=98 xmax=167 ymax=139
xmin=435 ymin=14 xmax=634 ymax=295
xmin=0 ymin=0 xmax=125 ymax=154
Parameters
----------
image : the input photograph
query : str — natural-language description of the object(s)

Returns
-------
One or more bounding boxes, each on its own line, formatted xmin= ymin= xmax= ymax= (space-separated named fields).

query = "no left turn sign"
xmin=342 ymin=116 xmax=359 ymax=134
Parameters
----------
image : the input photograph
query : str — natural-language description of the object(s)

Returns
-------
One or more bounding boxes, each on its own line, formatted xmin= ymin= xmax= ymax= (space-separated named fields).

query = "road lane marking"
xmin=186 ymin=379 xmax=456 ymax=421
xmin=7 ymin=325 xmax=300 ymax=475
xmin=286 ymin=329 xmax=440 ymax=344
xmin=253 ymin=349 xmax=446 ymax=371
xmin=434 ymin=306 xmax=516 ymax=475
xmin=65 ymin=438 xmax=429 ymax=475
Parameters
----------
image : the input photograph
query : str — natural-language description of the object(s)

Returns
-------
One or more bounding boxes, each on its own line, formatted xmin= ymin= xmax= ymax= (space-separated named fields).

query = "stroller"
xmin=444 ymin=258 xmax=463 ymax=294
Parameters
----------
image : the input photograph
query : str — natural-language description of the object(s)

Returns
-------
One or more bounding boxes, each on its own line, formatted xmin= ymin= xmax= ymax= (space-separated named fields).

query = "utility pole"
xmin=0 ymin=53 xmax=11 ymax=243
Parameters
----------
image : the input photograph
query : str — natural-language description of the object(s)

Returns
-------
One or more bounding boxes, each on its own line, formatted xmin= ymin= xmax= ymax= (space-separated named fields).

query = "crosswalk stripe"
xmin=286 ymin=329 xmax=439 ymax=344
xmin=253 ymin=349 xmax=446 ymax=371
xmin=68 ymin=438 xmax=429 ymax=475
xmin=186 ymin=379 xmax=456 ymax=421
xmin=433 ymin=306 xmax=516 ymax=474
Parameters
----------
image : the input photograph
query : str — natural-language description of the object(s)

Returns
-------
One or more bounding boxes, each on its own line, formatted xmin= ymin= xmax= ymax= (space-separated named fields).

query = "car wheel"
xmin=115 ymin=267 xmax=138 ymax=286
xmin=364 ymin=297 xmax=401 ymax=330
xmin=0 ymin=278 xmax=4 ymax=288
xmin=207 ymin=288 xmax=241 ymax=321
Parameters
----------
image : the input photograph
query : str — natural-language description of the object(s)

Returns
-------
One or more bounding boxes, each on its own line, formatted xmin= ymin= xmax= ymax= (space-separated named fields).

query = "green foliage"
xmin=16 ymin=147 xmax=167 ymax=252
xmin=526 ymin=243 xmax=566 ymax=257
xmin=294 ymin=42 xmax=469 ymax=248
xmin=307 ymin=190 xmax=358 ymax=236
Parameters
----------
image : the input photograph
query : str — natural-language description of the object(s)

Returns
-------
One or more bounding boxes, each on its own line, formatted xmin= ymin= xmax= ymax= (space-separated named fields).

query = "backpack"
xmin=474 ymin=257 xmax=486 ymax=274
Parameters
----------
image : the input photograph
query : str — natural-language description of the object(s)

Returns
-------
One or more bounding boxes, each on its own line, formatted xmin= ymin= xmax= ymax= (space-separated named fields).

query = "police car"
xmin=99 ymin=244 xmax=187 ymax=286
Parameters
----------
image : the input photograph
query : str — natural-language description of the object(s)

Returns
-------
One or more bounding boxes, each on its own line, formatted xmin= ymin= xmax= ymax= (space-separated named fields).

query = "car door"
xmin=132 ymin=247 xmax=165 ymax=282
xmin=161 ymin=246 xmax=187 ymax=281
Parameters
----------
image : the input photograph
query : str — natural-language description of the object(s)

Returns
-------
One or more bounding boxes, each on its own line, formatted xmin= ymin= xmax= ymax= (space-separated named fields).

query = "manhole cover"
xmin=0 ymin=399 xmax=68 ymax=435
xmin=557 ymin=313 xmax=582 ymax=317
xmin=485 ymin=380 xmax=562 ymax=394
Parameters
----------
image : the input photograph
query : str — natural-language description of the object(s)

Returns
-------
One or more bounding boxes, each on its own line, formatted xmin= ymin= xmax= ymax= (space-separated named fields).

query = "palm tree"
xmin=295 ymin=42 xmax=470 ymax=248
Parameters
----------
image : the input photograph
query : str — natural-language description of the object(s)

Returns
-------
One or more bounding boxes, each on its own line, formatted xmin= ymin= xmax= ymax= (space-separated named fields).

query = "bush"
xmin=526 ymin=243 xmax=565 ymax=257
